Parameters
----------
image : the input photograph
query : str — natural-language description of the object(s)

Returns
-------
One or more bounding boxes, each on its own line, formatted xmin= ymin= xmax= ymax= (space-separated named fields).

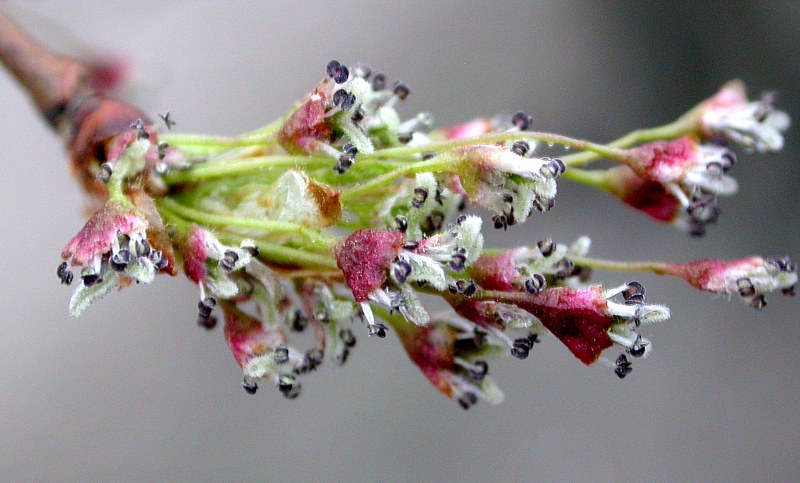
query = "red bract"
xmin=515 ymin=287 xmax=613 ymax=365
xmin=605 ymin=166 xmax=682 ymax=223
xmin=335 ymin=229 xmax=403 ymax=302
xmin=61 ymin=200 xmax=147 ymax=266
xmin=223 ymin=302 xmax=286 ymax=370
xmin=277 ymin=79 xmax=334 ymax=155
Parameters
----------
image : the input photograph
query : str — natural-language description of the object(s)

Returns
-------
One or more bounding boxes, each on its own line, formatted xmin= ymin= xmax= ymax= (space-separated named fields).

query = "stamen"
xmin=510 ymin=140 xmax=529 ymax=157
xmin=242 ymin=376 xmax=258 ymax=394
xmin=412 ymin=186 xmax=429 ymax=208
xmin=511 ymin=111 xmax=532 ymax=131
xmin=240 ymin=239 xmax=259 ymax=257
xmin=326 ymin=60 xmax=349 ymax=84
xmin=524 ymin=274 xmax=546 ymax=294
xmin=339 ymin=328 xmax=357 ymax=347
xmin=622 ymin=281 xmax=646 ymax=305
xmin=537 ymin=238 xmax=555 ymax=257
xmin=367 ymin=323 xmax=388 ymax=338
xmin=110 ymin=248 xmax=132 ymax=272
xmin=57 ymin=261 xmax=74 ymax=285
xmin=98 ymin=163 xmax=113 ymax=183
xmin=80 ymin=266 xmax=101 ymax=287
xmin=272 ymin=345 xmax=290 ymax=364
xmin=219 ymin=249 xmax=239 ymax=271
xmin=394 ymin=215 xmax=408 ymax=233
xmin=614 ymin=354 xmax=633 ymax=379
xmin=371 ymin=72 xmax=386 ymax=91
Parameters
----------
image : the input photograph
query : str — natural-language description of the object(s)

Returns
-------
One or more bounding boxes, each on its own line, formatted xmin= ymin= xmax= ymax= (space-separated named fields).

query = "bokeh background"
xmin=1 ymin=1 xmax=799 ymax=481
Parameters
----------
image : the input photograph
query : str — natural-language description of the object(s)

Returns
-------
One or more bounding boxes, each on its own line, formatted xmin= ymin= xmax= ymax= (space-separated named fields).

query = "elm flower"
xmin=700 ymin=80 xmax=790 ymax=152
xmin=469 ymin=236 xmax=592 ymax=294
xmin=665 ymin=256 xmax=797 ymax=309
xmin=378 ymin=172 xmax=463 ymax=240
xmin=394 ymin=316 xmax=505 ymax=409
xmin=624 ymin=136 xmax=739 ymax=233
xmin=180 ymin=226 xmax=255 ymax=314
xmin=277 ymin=60 xmax=426 ymax=173
xmin=336 ymin=216 xmax=484 ymax=329
xmin=446 ymin=144 xmax=565 ymax=229
xmin=60 ymin=199 xmax=168 ymax=316
xmin=221 ymin=302 xmax=304 ymax=398
xmin=512 ymin=284 xmax=670 ymax=370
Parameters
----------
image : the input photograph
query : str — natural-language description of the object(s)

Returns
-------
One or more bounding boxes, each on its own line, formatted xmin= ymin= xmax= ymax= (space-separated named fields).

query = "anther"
xmin=450 ymin=248 xmax=467 ymax=272
xmin=622 ymin=281 xmax=646 ymax=305
xmin=157 ymin=142 xmax=169 ymax=161
xmin=351 ymin=107 xmax=365 ymax=123
xmin=198 ymin=297 xmax=217 ymax=319
xmin=736 ymin=277 xmax=755 ymax=297
xmin=57 ymin=261 xmax=73 ymax=285
xmin=392 ymin=82 xmax=410 ymax=100
xmin=335 ymin=145 xmax=358 ymax=174
xmin=537 ymin=238 xmax=556 ymax=257
xmin=468 ymin=360 xmax=489 ymax=383
xmin=628 ymin=336 xmax=647 ymax=358
xmin=422 ymin=152 xmax=437 ymax=161
xmin=277 ymin=374 xmax=296 ymax=394
xmin=548 ymin=158 xmax=566 ymax=177
xmin=110 ymin=248 xmax=132 ymax=272
xmin=287 ymin=309 xmax=308 ymax=332
xmin=614 ymin=354 xmax=633 ymax=379
xmin=336 ymin=348 xmax=350 ymax=365
xmin=394 ymin=215 xmax=408 ymax=233
xmin=219 ymin=249 xmax=239 ymax=271
xmin=402 ymin=241 xmax=419 ymax=250
xmin=305 ymin=348 xmax=324 ymax=370
xmin=392 ymin=260 xmax=412 ymax=284
xmin=456 ymin=214 xmax=467 ymax=225
xmin=492 ymin=214 xmax=508 ymax=231
xmin=242 ymin=376 xmax=258 ymax=394
xmin=367 ymin=323 xmax=388 ymax=338
xmin=80 ymin=266 xmax=101 ymax=287
xmin=524 ymin=274 xmax=546 ymax=294
xmin=158 ymin=112 xmax=176 ymax=130
xmin=511 ymin=337 xmax=533 ymax=360
xmin=750 ymin=294 xmax=767 ymax=310
xmin=129 ymin=118 xmax=149 ymax=140
xmin=339 ymin=328 xmax=357 ymax=347
xmin=153 ymin=252 xmax=169 ymax=271
xmin=421 ymin=211 xmax=445 ymax=233
xmin=314 ymin=307 xmax=330 ymax=324
xmin=135 ymin=239 xmax=151 ymax=258
xmin=450 ymin=279 xmax=477 ymax=297
xmin=371 ymin=72 xmax=386 ymax=91
xmin=412 ymin=186 xmax=429 ymax=208
xmin=240 ymin=239 xmax=259 ymax=257
xmin=510 ymin=140 xmax=530 ymax=157
xmin=457 ymin=392 xmax=478 ymax=410
xmin=332 ymin=89 xmax=349 ymax=107
xmin=397 ymin=132 xmax=413 ymax=144
xmin=782 ymin=285 xmax=796 ymax=297
xmin=511 ymin=111 xmax=532 ymax=131
xmin=554 ymin=258 xmax=575 ymax=279
xmin=326 ymin=60 xmax=349 ymax=84
xmin=272 ymin=345 xmax=290 ymax=364
xmin=98 ymin=163 xmax=113 ymax=183
xmin=687 ymin=193 xmax=720 ymax=224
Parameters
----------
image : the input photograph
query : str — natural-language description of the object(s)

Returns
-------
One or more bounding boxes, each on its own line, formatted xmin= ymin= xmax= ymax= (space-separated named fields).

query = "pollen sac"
xmin=511 ymin=111 xmax=532 ymax=130
xmin=242 ymin=376 xmax=259 ymax=394
xmin=622 ymin=281 xmax=646 ymax=305
xmin=326 ymin=60 xmax=349 ymax=84
xmin=412 ymin=186 xmax=429 ymax=208
xmin=57 ymin=262 xmax=74 ymax=285
xmin=272 ymin=345 xmax=290 ymax=364
xmin=367 ymin=323 xmax=388 ymax=338
xmin=511 ymin=141 xmax=529 ymax=157
xmin=524 ymin=274 xmax=546 ymax=294
xmin=614 ymin=354 xmax=633 ymax=379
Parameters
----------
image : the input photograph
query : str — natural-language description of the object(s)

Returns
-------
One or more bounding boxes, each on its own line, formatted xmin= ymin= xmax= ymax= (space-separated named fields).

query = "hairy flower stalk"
xmin=3 ymin=14 xmax=796 ymax=408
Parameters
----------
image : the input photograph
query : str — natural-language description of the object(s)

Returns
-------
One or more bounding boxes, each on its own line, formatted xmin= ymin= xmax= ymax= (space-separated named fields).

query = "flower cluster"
xmin=29 ymin=53 xmax=794 ymax=409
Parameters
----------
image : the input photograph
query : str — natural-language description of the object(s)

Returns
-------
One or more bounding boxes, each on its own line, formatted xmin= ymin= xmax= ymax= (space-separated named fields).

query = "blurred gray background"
xmin=1 ymin=1 xmax=799 ymax=481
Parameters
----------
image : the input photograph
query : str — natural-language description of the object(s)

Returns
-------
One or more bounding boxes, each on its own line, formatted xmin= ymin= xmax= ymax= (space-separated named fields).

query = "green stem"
xmin=562 ymin=167 xmax=613 ymax=191
xmin=359 ymin=131 xmax=626 ymax=162
xmin=163 ymin=155 xmax=331 ymax=185
xmin=561 ymin=112 xmax=699 ymax=168
xmin=158 ymin=203 xmax=338 ymax=269
xmin=571 ymin=255 xmax=678 ymax=276
xmin=156 ymin=198 xmax=338 ymax=251
xmin=340 ymin=155 xmax=453 ymax=200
